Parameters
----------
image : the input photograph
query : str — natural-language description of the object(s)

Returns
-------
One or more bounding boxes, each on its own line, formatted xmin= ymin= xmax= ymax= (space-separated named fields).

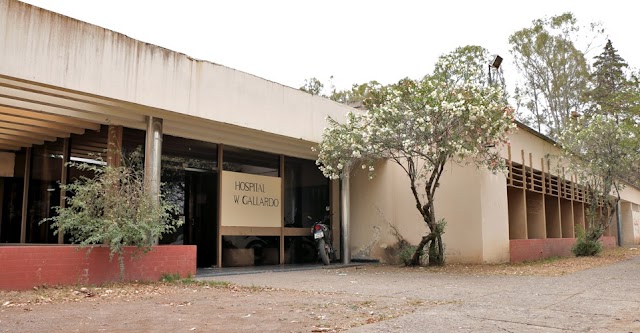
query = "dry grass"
xmin=403 ymin=247 xmax=639 ymax=276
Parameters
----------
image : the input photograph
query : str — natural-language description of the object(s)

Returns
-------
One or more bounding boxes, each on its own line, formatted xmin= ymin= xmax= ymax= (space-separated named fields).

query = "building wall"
xmin=0 ymin=245 xmax=196 ymax=290
xmin=0 ymin=0 xmax=353 ymax=145
xmin=349 ymin=125 xmax=640 ymax=264
xmin=510 ymin=236 xmax=617 ymax=263
xmin=479 ymin=169 xmax=511 ymax=262
xmin=349 ymin=159 xmax=509 ymax=264
xmin=505 ymin=126 xmax=563 ymax=175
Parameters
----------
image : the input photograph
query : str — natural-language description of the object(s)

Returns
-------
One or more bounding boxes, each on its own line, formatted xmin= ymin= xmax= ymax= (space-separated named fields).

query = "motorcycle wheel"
xmin=318 ymin=239 xmax=330 ymax=265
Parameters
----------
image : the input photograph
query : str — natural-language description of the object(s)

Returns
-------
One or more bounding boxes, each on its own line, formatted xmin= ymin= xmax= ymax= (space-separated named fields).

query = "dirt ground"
xmin=1 ymin=247 xmax=638 ymax=333
xmin=0 ymin=281 xmax=423 ymax=332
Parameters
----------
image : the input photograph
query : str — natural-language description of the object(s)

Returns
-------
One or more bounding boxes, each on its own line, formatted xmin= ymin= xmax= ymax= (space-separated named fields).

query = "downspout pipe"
xmin=616 ymin=200 xmax=622 ymax=246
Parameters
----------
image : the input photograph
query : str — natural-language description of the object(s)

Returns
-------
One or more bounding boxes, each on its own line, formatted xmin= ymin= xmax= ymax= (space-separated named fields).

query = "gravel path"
xmin=202 ymin=256 xmax=640 ymax=332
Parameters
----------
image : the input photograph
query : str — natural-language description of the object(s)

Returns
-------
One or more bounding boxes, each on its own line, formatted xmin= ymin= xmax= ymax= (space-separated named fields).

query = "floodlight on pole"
xmin=488 ymin=54 xmax=503 ymax=85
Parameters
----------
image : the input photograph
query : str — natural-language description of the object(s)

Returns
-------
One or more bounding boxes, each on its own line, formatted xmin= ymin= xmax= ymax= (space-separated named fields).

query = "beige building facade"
xmin=1 ymin=0 xmax=639 ymax=268
xmin=349 ymin=125 xmax=640 ymax=264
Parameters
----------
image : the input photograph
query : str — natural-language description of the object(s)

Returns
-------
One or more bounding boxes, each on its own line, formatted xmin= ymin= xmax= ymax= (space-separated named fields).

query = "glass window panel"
xmin=68 ymin=126 xmax=108 ymax=183
xmin=222 ymin=236 xmax=279 ymax=266
xmin=284 ymin=236 xmax=318 ymax=264
xmin=122 ymin=127 xmax=146 ymax=159
xmin=284 ymin=157 xmax=330 ymax=228
xmin=159 ymin=135 xmax=218 ymax=249
xmin=27 ymin=139 xmax=64 ymax=243
xmin=0 ymin=149 xmax=25 ymax=243
xmin=222 ymin=146 xmax=279 ymax=177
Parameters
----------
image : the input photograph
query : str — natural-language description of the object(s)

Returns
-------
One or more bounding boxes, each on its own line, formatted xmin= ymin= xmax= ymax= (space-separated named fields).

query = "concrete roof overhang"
xmin=0 ymin=0 xmax=355 ymax=159
xmin=0 ymin=74 xmax=322 ymax=159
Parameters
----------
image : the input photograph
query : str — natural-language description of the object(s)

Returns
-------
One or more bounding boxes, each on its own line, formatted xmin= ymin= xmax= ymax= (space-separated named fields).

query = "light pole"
xmin=488 ymin=54 xmax=503 ymax=85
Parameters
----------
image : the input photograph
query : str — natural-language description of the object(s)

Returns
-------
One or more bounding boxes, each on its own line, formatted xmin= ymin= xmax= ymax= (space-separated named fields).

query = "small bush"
xmin=160 ymin=273 xmax=181 ymax=283
xmin=572 ymin=225 xmax=603 ymax=256
xmin=43 ymin=148 xmax=182 ymax=279
xmin=399 ymin=244 xmax=420 ymax=266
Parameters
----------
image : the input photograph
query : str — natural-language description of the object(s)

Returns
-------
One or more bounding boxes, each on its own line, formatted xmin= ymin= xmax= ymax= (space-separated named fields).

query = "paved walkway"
xmin=195 ymin=262 xmax=362 ymax=278
xmin=200 ymin=257 xmax=640 ymax=332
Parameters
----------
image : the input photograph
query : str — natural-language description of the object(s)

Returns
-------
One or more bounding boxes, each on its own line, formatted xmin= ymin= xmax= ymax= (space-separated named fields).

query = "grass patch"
xmin=160 ymin=273 xmax=182 ymax=283
xmin=519 ymin=256 xmax=561 ymax=265
xmin=160 ymin=274 xmax=231 ymax=288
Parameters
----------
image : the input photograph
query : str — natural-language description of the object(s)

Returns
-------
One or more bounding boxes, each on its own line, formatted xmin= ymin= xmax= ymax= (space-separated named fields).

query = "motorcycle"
xmin=310 ymin=207 xmax=334 ymax=265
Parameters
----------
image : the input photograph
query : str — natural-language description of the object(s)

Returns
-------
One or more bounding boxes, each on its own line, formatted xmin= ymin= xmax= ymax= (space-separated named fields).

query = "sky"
xmin=18 ymin=0 xmax=640 ymax=93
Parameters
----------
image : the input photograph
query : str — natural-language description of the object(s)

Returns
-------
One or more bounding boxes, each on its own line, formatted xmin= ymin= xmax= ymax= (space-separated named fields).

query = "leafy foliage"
xmin=316 ymin=46 xmax=516 ymax=265
xmin=433 ymin=45 xmax=506 ymax=90
xmin=509 ymin=12 xmax=601 ymax=138
xmin=299 ymin=77 xmax=324 ymax=95
xmin=328 ymin=80 xmax=385 ymax=109
xmin=399 ymin=244 xmax=420 ymax=266
xmin=560 ymin=113 xmax=637 ymax=246
xmin=560 ymin=39 xmax=640 ymax=249
xmin=42 ymin=149 xmax=183 ymax=278
xmin=572 ymin=225 xmax=603 ymax=256
xmin=586 ymin=39 xmax=640 ymax=121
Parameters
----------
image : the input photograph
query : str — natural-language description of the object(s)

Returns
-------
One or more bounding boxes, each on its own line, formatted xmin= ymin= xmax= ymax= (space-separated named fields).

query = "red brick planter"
xmin=510 ymin=236 xmax=616 ymax=263
xmin=0 ymin=245 xmax=196 ymax=290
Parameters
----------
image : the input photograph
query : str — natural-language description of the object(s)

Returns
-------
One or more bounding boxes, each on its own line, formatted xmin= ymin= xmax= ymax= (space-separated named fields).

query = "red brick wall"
xmin=510 ymin=236 xmax=616 ymax=263
xmin=0 ymin=245 xmax=196 ymax=290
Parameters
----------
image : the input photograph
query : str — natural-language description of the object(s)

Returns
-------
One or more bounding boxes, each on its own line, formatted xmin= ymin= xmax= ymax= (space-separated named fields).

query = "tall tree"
xmin=329 ymin=80 xmax=384 ymax=109
xmin=560 ymin=114 xmax=638 ymax=254
xmin=560 ymin=39 xmax=640 ymax=254
xmin=316 ymin=50 xmax=515 ymax=265
xmin=433 ymin=45 xmax=506 ymax=91
xmin=587 ymin=39 xmax=640 ymax=120
xmin=586 ymin=39 xmax=640 ymax=187
xmin=509 ymin=13 xmax=598 ymax=138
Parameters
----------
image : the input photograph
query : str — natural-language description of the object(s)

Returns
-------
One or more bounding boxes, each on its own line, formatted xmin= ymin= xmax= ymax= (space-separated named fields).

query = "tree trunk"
xmin=435 ymin=234 xmax=444 ymax=265
xmin=428 ymin=239 xmax=437 ymax=265
xmin=409 ymin=232 xmax=433 ymax=266
xmin=409 ymin=232 xmax=444 ymax=266
xmin=586 ymin=201 xmax=616 ymax=244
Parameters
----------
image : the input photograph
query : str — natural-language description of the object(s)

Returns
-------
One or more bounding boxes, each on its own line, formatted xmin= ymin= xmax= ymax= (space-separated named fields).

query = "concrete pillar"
xmin=620 ymin=202 xmax=636 ymax=246
xmin=144 ymin=116 xmax=163 ymax=200
xmin=479 ymin=169 xmax=510 ymax=263
xmin=107 ymin=125 xmax=123 ymax=167
xmin=58 ymin=138 xmax=69 ymax=244
xmin=144 ymin=116 xmax=162 ymax=245
xmin=341 ymin=174 xmax=350 ymax=264
xmin=20 ymin=147 xmax=31 ymax=243
xmin=617 ymin=201 xmax=622 ymax=246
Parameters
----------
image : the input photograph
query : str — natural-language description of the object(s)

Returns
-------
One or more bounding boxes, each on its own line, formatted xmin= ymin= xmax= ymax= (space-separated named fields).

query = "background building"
xmin=1 ymin=1 xmax=639 ymax=290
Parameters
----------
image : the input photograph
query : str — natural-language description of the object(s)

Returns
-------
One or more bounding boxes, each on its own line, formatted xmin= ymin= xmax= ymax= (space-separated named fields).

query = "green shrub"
xmin=42 ymin=148 xmax=182 ymax=279
xmin=572 ymin=225 xmax=603 ymax=256
xmin=399 ymin=244 xmax=420 ymax=266
xmin=160 ymin=273 xmax=182 ymax=283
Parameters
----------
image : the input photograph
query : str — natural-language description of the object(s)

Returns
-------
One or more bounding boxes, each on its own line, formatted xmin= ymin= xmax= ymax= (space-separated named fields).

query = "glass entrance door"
xmin=185 ymin=171 xmax=218 ymax=268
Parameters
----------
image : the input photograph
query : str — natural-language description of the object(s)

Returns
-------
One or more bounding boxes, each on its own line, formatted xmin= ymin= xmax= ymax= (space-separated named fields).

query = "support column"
xmin=20 ymin=147 xmax=31 ymax=243
xmin=341 ymin=174 xmax=350 ymax=264
xmin=616 ymin=201 xmax=622 ymax=246
xmin=107 ymin=125 xmax=123 ymax=167
xmin=619 ymin=202 xmax=635 ymax=246
xmin=58 ymin=138 xmax=70 ymax=244
xmin=144 ymin=116 xmax=163 ymax=245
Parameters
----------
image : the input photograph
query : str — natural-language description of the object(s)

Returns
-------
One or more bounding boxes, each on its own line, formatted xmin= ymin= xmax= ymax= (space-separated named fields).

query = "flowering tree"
xmin=316 ymin=54 xmax=515 ymax=265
